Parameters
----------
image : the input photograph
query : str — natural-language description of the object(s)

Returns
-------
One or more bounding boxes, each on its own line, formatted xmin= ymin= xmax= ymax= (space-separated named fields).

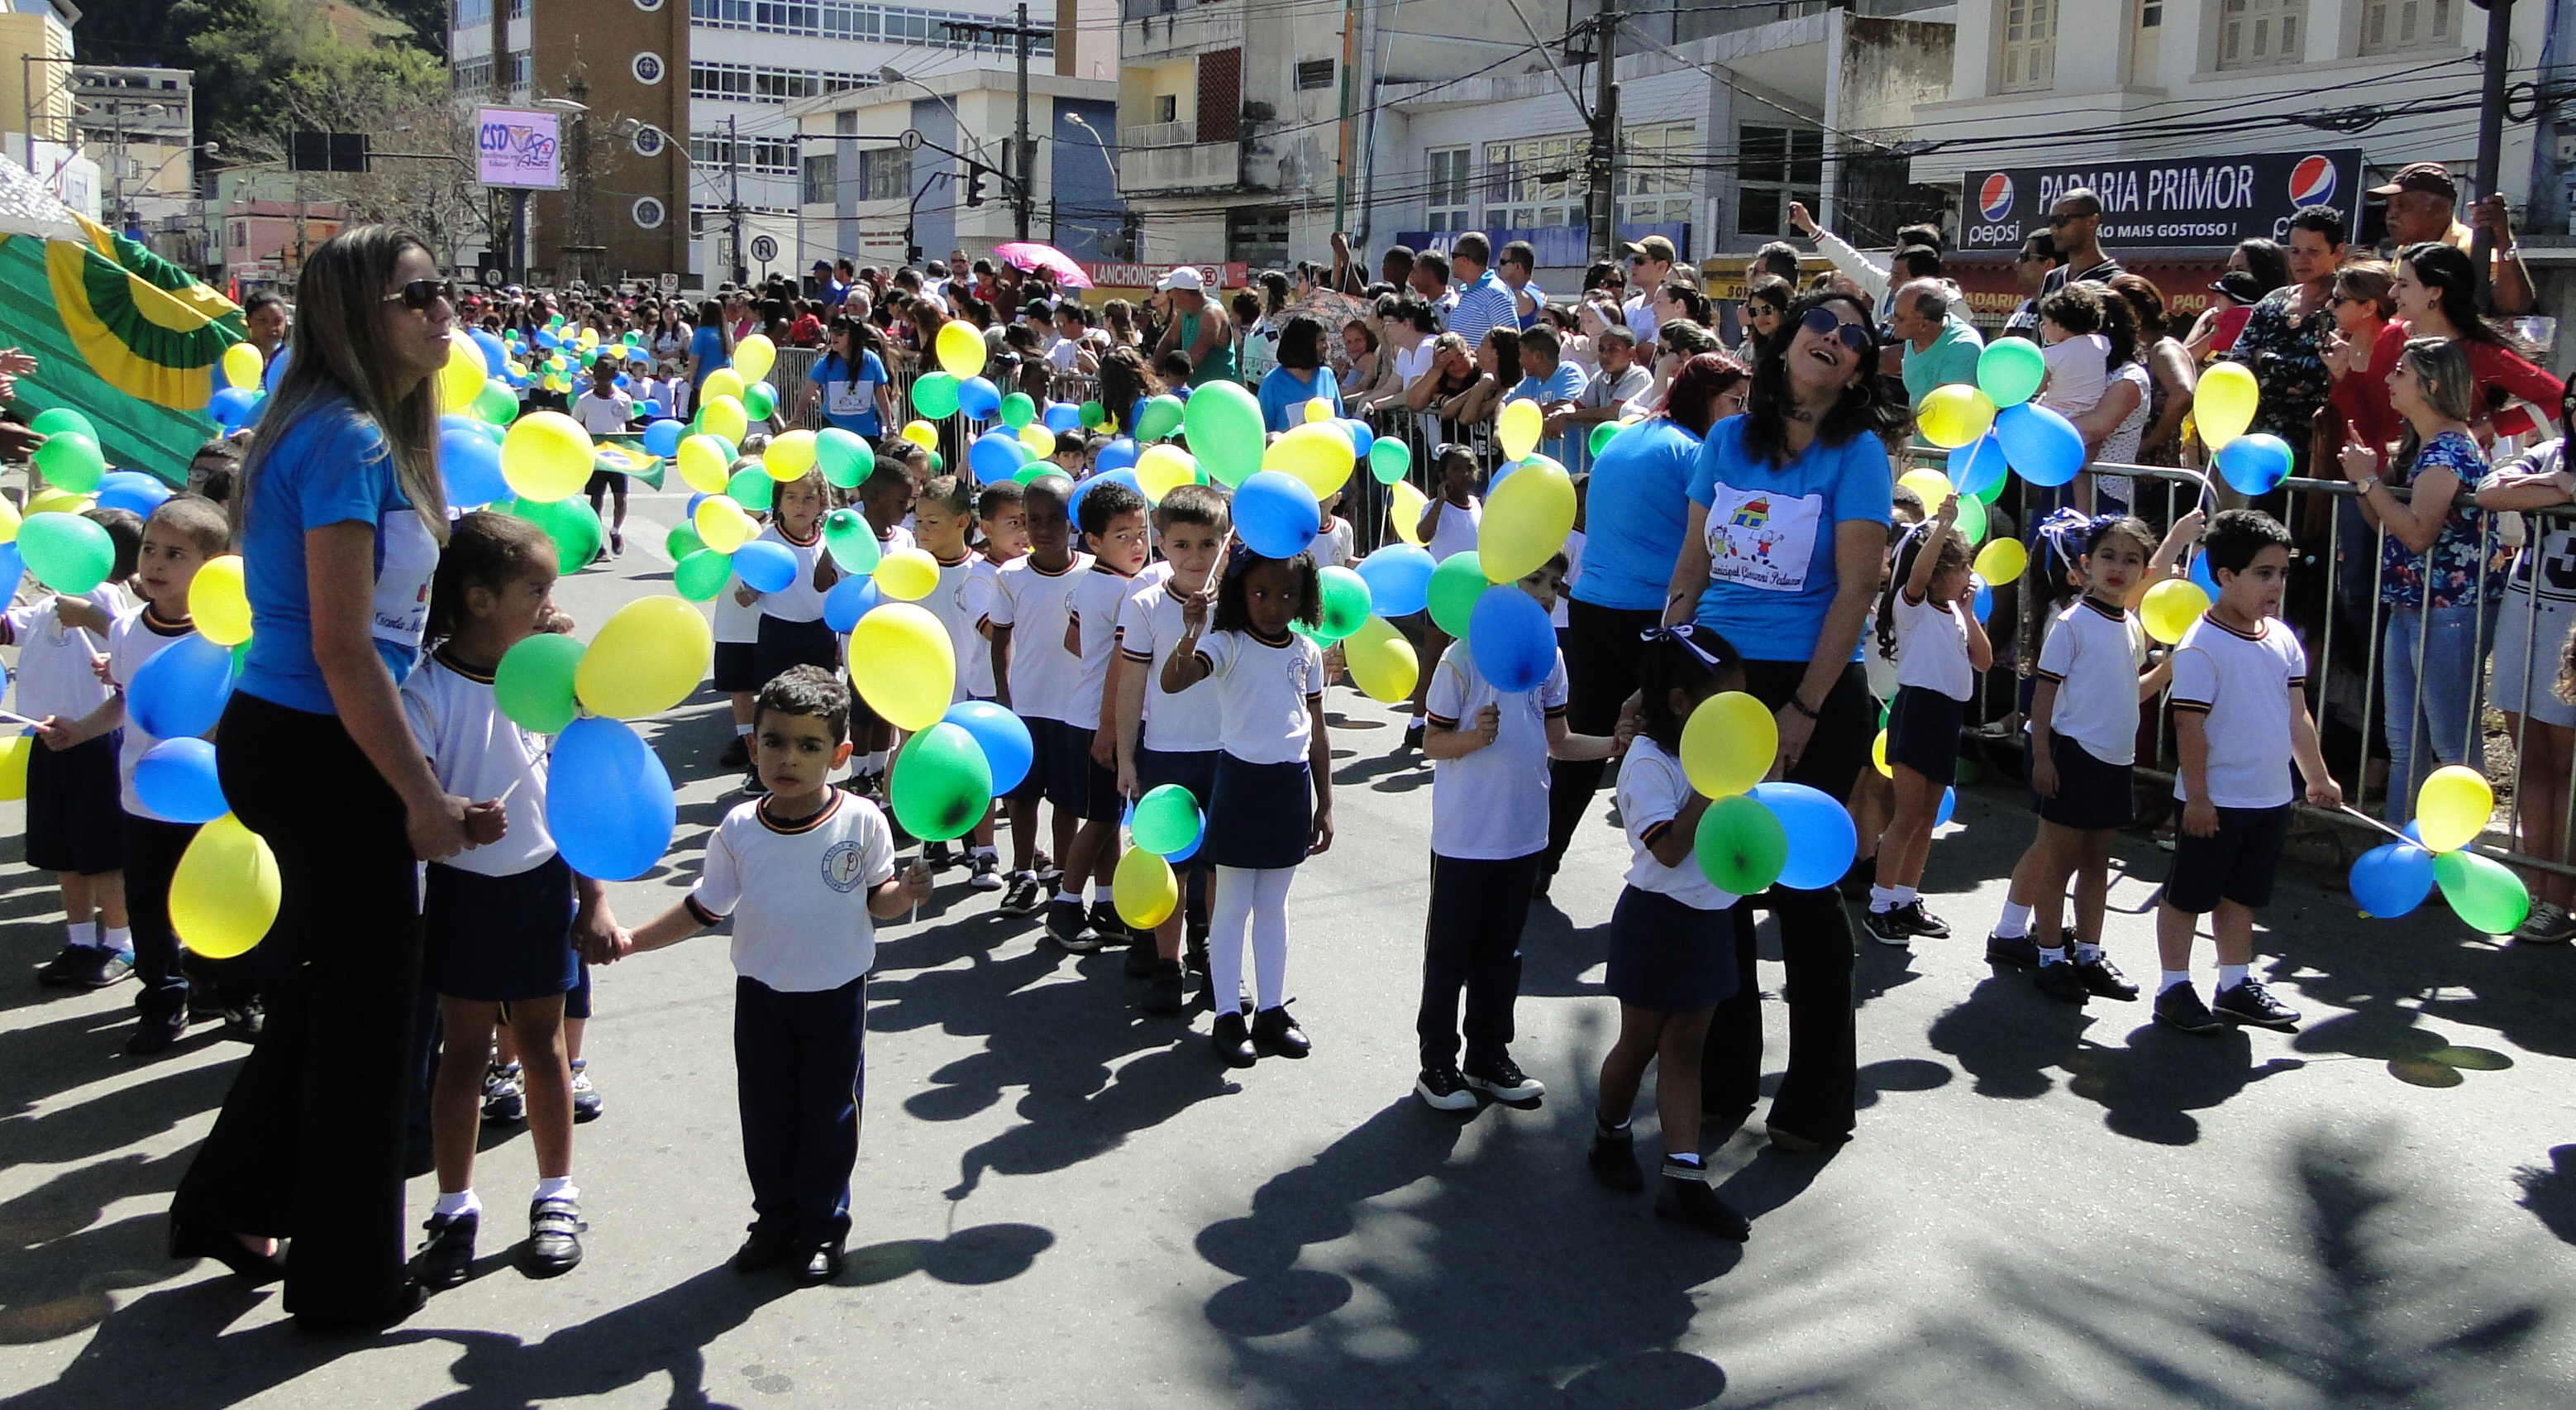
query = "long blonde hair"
xmin=2394 ymin=336 xmax=2475 ymax=479
xmin=236 ymin=225 xmax=448 ymax=543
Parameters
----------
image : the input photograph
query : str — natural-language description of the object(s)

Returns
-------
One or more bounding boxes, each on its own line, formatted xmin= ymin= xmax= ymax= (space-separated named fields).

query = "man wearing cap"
xmin=1446 ymin=232 xmax=1519 ymax=354
xmin=1151 ymin=265 xmax=1236 ymax=388
xmin=2373 ymin=161 xmax=2531 ymax=316
xmin=1621 ymin=235 xmax=1675 ymax=343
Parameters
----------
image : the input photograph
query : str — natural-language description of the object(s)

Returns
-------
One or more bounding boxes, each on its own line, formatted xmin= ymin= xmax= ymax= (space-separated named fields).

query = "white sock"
xmin=2037 ymin=946 xmax=2068 ymax=966
xmin=734 ymin=722 xmax=753 ymax=737
xmin=533 ymin=1176 xmax=580 ymax=1204
xmin=2075 ymin=941 xmax=2104 ymax=964
xmin=1868 ymin=886 xmax=1901 ymax=914
xmin=1092 ymin=882 xmax=1115 ymax=906
xmin=1054 ymin=888 xmax=1083 ymax=906
xmin=865 ymin=750 xmax=889 ymax=775
xmin=102 ymin=925 xmax=131 ymax=955
xmin=1664 ymin=1150 xmax=1705 ymax=1169
xmin=1995 ymin=901 xmax=2032 ymax=939
xmin=65 ymin=920 xmax=95 ymax=950
xmin=1895 ymin=885 xmax=1919 ymax=906
xmin=2158 ymin=968 xmax=2192 ymax=994
xmin=433 ymin=1188 xmax=482 ymax=1219
xmin=973 ymin=844 xmax=997 ymax=859
xmin=2217 ymin=963 xmax=2249 ymax=992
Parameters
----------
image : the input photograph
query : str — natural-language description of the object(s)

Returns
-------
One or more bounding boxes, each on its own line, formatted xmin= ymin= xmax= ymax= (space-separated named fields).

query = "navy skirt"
xmin=753 ymin=614 xmax=838 ymax=690
xmin=1605 ymin=885 xmax=1739 ymax=1013
xmin=1887 ymin=684 xmax=1966 ymax=785
xmin=1200 ymin=753 xmax=1311 ymax=870
xmin=423 ymin=853 xmax=580 ymax=1002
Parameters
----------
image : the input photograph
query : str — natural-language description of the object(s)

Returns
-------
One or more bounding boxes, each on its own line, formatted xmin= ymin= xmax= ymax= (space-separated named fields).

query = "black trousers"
xmin=125 ymin=814 xmax=199 ymax=1020
xmin=1701 ymin=659 xmax=1868 ymax=1143
xmin=1415 ymin=851 xmax=1542 ymax=1068
xmin=736 ymin=974 xmax=867 ymax=1246
xmin=171 ymin=692 xmax=424 ymax=1317
xmin=1543 ymin=598 xmax=1662 ymax=878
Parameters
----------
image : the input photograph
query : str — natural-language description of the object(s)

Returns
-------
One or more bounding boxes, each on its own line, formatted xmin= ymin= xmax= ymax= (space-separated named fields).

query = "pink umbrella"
xmin=992 ymin=241 xmax=1094 ymax=289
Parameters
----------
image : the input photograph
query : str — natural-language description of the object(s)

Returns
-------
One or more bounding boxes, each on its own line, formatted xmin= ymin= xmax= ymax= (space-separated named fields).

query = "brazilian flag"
xmin=0 ymin=213 xmax=241 ymax=483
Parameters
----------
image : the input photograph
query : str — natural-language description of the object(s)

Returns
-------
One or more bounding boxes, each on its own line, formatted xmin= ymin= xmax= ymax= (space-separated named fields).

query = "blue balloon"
xmin=1971 ymin=576 xmax=1993 ymax=623
xmin=1234 ymin=471 xmax=1322 ymax=558
xmin=1935 ymin=786 xmax=1957 ymax=829
xmin=1071 ymin=468 xmax=1143 ymax=522
xmin=1748 ymin=781 xmax=1858 ymax=890
xmin=1043 ymin=401 xmax=1081 ymax=434
xmin=262 ymin=347 xmax=289 ymax=391
xmin=970 ymin=430 xmax=1027 ymax=480
xmin=127 ymin=633 xmax=236 ymax=740
xmin=957 ymin=375 xmax=1002 ymax=421
xmin=642 ymin=418 xmax=685 ymax=457
xmin=1345 ymin=418 xmax=1374 ymax=457
xmin=1993 ymin=402 xmax=2085 ymax=488
xmin=1356 ymin=544 xmax=1435 ymax=618
xmin=207 ymin=385 xmax=258 ymax=426
xmin=1466 ymin=586 xmax=1555 ymax=692
xmin=1166 ymin=826 xmax=1202 ymax=864
xmin=2216 ymin=432 xmax=2294 ymax=496
xmin=823 ymin=573 xmax=880 ymax=632
xmin=1095 ymin=437 xmax=1140 ymax=473
xmin=546 ymin=716 xmax=675 ymax=881
xmin=535 ymin=327 xmax=561 ymax=349
xmin=641 ymin=399 xmax=665 ymax=419
xmin=0 ymin=540 xmax=23 ymax=601
xmin=2350 ymin=840 xmax=2435 ymax=918
xmin=441 ymin=428 xmax=511 ymax=507
xmin=96 ymin=471 xmax=171 ymax=518
xmin=440 ymin=413 xmax=487 ymax=437
xmin=943 ymin=700 xmax=1033 ymax=795
xmin=133 ymin=736 xmax=227 ymax=824
xmin=731 ymin=538 xmax=799 ymax=593
xmin=1950 ymin=431 xmax=2009 ymax=499
xmin=470 ymin=328 xmax=509 ymax=376
xmin=2189 ymin=552 xmax=2219 ymax=598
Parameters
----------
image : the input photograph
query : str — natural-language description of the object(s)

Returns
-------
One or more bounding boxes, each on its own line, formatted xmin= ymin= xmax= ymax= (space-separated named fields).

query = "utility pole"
xmin=942 ymin=8 xmax=1050 ymax=241
xmin=727 ymin=112 xmax=747 ymax=284
xmin=1586 ymin=0 xmax=1619 ymax=265
xmin=2469 ymin=0 xmax=2511 ymax=308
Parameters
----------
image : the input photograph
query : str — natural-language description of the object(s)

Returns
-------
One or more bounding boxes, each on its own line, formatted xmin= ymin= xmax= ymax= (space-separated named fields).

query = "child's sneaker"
xmin=2152 ymin=983 xmax=2221 ymax=1035
xmin=221 ymin=998 xmax=265 ymax=1040
xmin=523 ymin=1194 xmax=584 ymax=1277
xmin=414 ymin=1209 xmax=479 ymax=1290
xmin=1861 ymin=907 xmax=1914 ymax=947
xmin=1463 ymin=1054 xmax=1544 ymax=1106
xmin=482 ymin=1061 xmax=527 ymax=1123
xmin=570 ymin=1059 xmax=603 ymax=1122
xmin=1984 ymin=930 xmax=2039 ymax=969
xmin=1123 ymin=935 xmax=1157 ymax=977
xmin=33 ymin=944 xmax=90 ymax=987
xmin=126 ymin=1008 xmax=188 ymax=1054
xmin=923 ymin=839 xmax=956 ymax=870
xmin=1046 ymin=897 xmax=1103 ymax=952
xmin=1036 ymin=858 xmax=1063 ymax=891
xmin=2076 ymin=954 xmax=2139 ymax=1001
xmin=2032 ymin=958 xmax=2089 ymax=1005
xmin=999 ymin=872 xmax=1044 ymax=915
xmin=968 ymin=853 xmax=1004 ymax=891
xmin=1891 ymin=901 xmax=1949 ymax=939
xmin=1655 ymin=1161 xmax=1751 ymax=1240
xmin=1143 ymin=959 xmax=1186 ymax=1015
xmin=1414 ymin=1063 xmax=1477 ymax=1111
xmin=66 ymin=948 xmax=134 ymax=989
xmin=719 ymin=735 xmax=751 ymax=768
xmin=1088 ymin=901 xmax=1133 ymax=946
xmin=2214 ymin=977 xmax=2301 ymax=1030
xmin=740 ymin=765 xmax=769 ymax=797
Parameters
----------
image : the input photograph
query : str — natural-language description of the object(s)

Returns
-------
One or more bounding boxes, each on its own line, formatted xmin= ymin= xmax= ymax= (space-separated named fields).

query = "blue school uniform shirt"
xmin=1507 ymin=361 xmax=1589 ymax=464
xmin=1257 ymin=364 xmax=1342 ymax=433
xmin=1684 ymin=415 xmax=1891 ymax=662
xmin=237 ymin=399 xmax=443 ymax=714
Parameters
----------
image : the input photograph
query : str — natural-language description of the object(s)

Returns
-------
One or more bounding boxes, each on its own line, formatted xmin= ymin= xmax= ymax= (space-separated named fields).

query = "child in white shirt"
xmin=13 ymin=509 xmax=140 ymax=990
xmin=2036 ymin=282 xmax=2110 ymax=422
xmin=1864 ymin=501 xmax=1990 ymax=948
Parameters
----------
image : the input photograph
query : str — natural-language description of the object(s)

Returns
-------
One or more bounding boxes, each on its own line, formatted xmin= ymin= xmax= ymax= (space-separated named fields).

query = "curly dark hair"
xmin=1212 ymin=550 xmax=1322 ymax=633
xmin=755 ymin=663 xmax=853 ymax=744
xmin=1739 ymin=290 xmax=1905 ymax=466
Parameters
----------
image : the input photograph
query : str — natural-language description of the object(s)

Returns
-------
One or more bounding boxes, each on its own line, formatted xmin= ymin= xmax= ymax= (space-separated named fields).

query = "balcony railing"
xmin=1119 ymin=140 xmax=1235 ymax=191
xmin=1122 ymin=118 xmax=1195 ymax=149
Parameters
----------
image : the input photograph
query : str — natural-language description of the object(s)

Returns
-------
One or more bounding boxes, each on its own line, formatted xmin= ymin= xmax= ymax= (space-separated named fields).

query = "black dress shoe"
xmin=794 ymin=1237 xmax=846 ymax=1286
xmin=170 ymin=1225 xmax=286 ymax=1286
xmin=293 ymin=1280 xmax=427 ymax=1335
xmin=1143 ymin=959 xmax=1186 ymax=1015
xmin=1589 ymin=1127 xmax=1644 ymax=1192
xmin=1209 ymin=1011 xmax=1257 ymax=1068
xmin=1123 ymin=935 xmax=1157 ymax=978
xmin=732 ymin=1226 xmax=797 ymax=1273
xmin=1655 ymin=1164 xmax=1751 ymax=1240
xmin=1250 ymin=1006 xmax=1310 ymax=1059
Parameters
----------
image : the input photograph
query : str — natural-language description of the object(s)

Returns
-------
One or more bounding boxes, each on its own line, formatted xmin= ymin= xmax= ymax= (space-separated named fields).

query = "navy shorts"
xmin=423 ymin=854 xmax=580 ymax=1002
xmin=2163 ymin=803 xmax=2292 ymax=915
xmin=1040 ymin=719 xmax=1120 ymax=823
xmin=2029 ymin=729 xmax=2136 ymax=831
xmin=753 ymin=614 xmax=838 ymax=691
xmin=1201 ymin=754 xmax=1312 ymax=869
xmin=25 ymin=731 xmax=124 ymax=876
xmin=713 ymin=641 xmax=760 ymax=694
xmin=1887 ymin=684 xmax=1966 ymax=785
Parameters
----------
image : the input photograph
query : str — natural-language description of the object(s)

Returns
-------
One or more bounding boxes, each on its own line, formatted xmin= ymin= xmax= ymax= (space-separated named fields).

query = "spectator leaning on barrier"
xmin=1508 ymin=324 xmax=1586 ymax=464
xmin=2469 ymin=385 xmax=2576 ymax=944
xmin=1569 ymin=324 xmax=1652 ymax=436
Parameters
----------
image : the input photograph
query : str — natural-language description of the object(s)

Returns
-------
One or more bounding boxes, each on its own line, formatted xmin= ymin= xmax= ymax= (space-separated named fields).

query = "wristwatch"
xmin=2354 ymin=474 xmax=2383 ymax=495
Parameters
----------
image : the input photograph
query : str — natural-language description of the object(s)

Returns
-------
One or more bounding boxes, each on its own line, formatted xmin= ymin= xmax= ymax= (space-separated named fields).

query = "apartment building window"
xmin=802 ymin=153 xmax=838 ymax=203
xmin=1155 ymin=94 xmax=1177 ymax=123
xmin=1485 ymin=134 xmax=1584 ymax=229
xmin=689 ymin=61 xmax=869 ymax=103
xmin=1618 ymin=122 xmax=1696 ymax=226
xmin=687 ymin=0 xmax=1055 ymax=55
xmin=1295 ymin=59 xmax=1335 ymax=90
xmin=1424 ymin=146 xmax=1471 ymax=232
xmin=1228 ymin=206 xmax=1289 ymax=268
xmin=454 ymin=0 xmax=492 ymax=26
xmin=2361 ymin=0 xmax=2453 ymax=52
xmin=856 ymin=146 xmax=911 ymax=200
xmin=452 ymin=57 xmax=494 ymax=91
xmin=691 ymin=131 xmax=799 ymax=174
xmin=503 ymin=49 xmax=532 ymax=90
xmin=1735 ymin=124 xmax=1820 ymax=236
xmin=1998 ymin=0 xmax=2055 ymax=93
xmin=2219 ymin=0 xmax=2305 ymax=68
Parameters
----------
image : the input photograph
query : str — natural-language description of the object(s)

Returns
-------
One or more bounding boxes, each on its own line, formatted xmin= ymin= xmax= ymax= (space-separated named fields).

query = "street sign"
xmin=750 ymin=235 xmax=778 ymax=263
xmin=660 ymin=273 xmax=680 ymax=294
xmin=1958 ymin=149 xmax=2364 ymax=251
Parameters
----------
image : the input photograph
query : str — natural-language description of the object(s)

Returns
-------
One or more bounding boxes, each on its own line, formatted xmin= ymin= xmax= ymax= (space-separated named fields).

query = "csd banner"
xmin=1959 ymin=150 xmax=2363 ymax=251
xmin=477 ymin=108 xmax=562 ymax=190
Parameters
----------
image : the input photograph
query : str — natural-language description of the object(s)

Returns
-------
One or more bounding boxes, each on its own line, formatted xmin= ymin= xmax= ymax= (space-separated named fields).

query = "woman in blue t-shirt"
xmin=687 ymin=297 xmax=732 ymax=392
xmin=803 ymin=315 xmax=893 ymax=437
xmin=1257 ymin=316 xmax=1343 ymax=433
xmin=170 ymin=227 xmax=475 ymax=1332
xmin=1662 ymin=289 xmax=1901 ymax=1154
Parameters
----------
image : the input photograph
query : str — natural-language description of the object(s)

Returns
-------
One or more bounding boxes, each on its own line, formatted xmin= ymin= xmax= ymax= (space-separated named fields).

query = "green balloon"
xmin=999 ymin=392 xmax=1037 ymax=429
xmin=1977 ymin=338 xmax=2046 ymax=409
xmin=891 ymin=722 xmax=993 ymax=842
xmin=1426 ymin=552 xmax=1487 ymax=638
xmin=2435 ymin=849 xmax=2531 ymax=934
xmin=1695 ymin=794 xmax=1788 ymax=896
xmin=475 ymin=380 xmax=520 ymax=425
xmin=1133 ymin=394 xmax=1185 ymax=442
xmin=1130 ymin=783 xmax=1203 ymax=856
xmin=1078 ymin=400 xmax=1105 ymax=429
xmin=1588 ymin=420 xmax=1624 ymax=459
xmin=33 ymin=433 xmax=104 ymax=493
xmin=665 ymin=523 xmax=706 ymax=561
xmin=727 ymin=467 xmax=775 ymax=512
xmin=823 ymin=508 xmax=880 ymax=574
xmin=1182 ymin=380 xmax=1265 ymax=486
xmin=1367 ymin=437 xmax=1411 ymax=485
xmin=675 ymin=547 xmax=735 ymax=601
xmin=494 ymin=632 xmax=584 ymax=734
xmin=508 ymin=495 xmax=603 ymax=574
xmin=742 ymin=380 xmax=778 ymax=421
xmin=912 ymin=371 xmax=961 ymax=419
xmin=1955 ymin=493 xmax=1987 ymax=546
xmin=1314 ymin=566 xmax=1372 ymax=643
xmin=925 ymin=451 xmax=944 ymax=474
xmin=28 ymin=408 xmax=96 ymax=440
xmin=1013 ymin=458 xmax=1055 ymax=486
xmin=17 ymin=511 xmax=112 ymax=593
xmin=817 ymin=428 xmax=871 ymax=488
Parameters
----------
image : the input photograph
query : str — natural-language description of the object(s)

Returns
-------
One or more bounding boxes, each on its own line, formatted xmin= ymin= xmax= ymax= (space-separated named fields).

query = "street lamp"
xmin=878 ymin=66 xmax=994 ymax=165
xmin=1061 ymin=112 xmax=1122 ymax=256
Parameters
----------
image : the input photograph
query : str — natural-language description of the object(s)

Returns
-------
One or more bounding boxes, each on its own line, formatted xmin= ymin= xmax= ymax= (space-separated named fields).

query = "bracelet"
xmin=1787 ymin=694 xmax=1821 ymax=720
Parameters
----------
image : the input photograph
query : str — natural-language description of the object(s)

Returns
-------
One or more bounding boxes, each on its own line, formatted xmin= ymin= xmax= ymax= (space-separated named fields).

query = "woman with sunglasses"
xmin=1662 ymin=290 xmax=1903 ymax=1153
xmin=1735 ymin=275 xmax=1791 ymax=365
xmin=169 ymin=227 xmax=477 ymax=1331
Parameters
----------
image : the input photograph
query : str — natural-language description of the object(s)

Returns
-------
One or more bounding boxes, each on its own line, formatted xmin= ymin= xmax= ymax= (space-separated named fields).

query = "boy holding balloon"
xmin=19 ymin=508 xmax=141 ymax=992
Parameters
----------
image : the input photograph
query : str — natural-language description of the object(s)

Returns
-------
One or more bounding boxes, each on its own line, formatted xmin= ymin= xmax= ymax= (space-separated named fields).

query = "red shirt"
xmin=2330 ymin=318 xmax=2563 ymax=460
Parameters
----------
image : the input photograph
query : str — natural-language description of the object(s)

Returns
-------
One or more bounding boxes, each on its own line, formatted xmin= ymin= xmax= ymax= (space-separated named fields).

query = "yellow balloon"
xmin=677 ymin=435 xmax=733 ymax=494
xmin=701 ymin=368 xmax=747 ymax=405
xmin=189 ymin=554 xmax=254 ymax=646
xmin=874 ymin=546 xmax=940 ymax=601
xmin=171 ymin=812 xmax=280 ymax=959
xmin=936 ymin=319 xmax=988 ymax=379
xmin=1679 ymin=691 xmax=1777 ymax=798
xmin=1136 ymin=445 xmax=1197 ymax=504
xmin=732 ymin=332 xmax=777 ymax=383
xmin=2196 ymin=361 xmax=2259 ymax=450
xmin=902 ymin=419 xmax=940 ymax=451
xmin=847 ymin=601 xmax=954 ymax=729
xmin=700 ymin=395 xmax=749 ymax=445
xmin=2140 ymin=578 xmax=2210 ymax=645
xmin=26 ymin=489 xmax=90 ymax=517
xmin=0 ymin=495 xmax=21 ymax=545
xmin=575 ymin=595 xmax=715 ymax=719
xmin=2416 ymin=764 xmax=2495 ymax=853
xmin=694 ymin=495 xmax=753 ymax=553
xmin=1389 ymin=482 xmax=1429 ymax=547
xmin=1972 ymin=537 xmax=2026 ymax=587
xmin=436 ymin=333 xmax=488 ymax=411
xmin=0 ymin=734 xmax=27 ymax=801
xmin=1497 ymin=398 xmax=1543 ymax=462
xmin=1898 ymin=467 xmax=1956 ymax=509
xmin=1017 ymin=422 xmax=1056 ymax=456
xmin=222 ymin=342 xmax=265 ymax=392
xmin=1303 ymin=396 xmax=1334 ymax=425
xmin=1479 ymin=460 xmax=1577 ymax=582
xmin=500 ymin=411 xmax=595 ymax=503
xmin=1263 ymin=422 xmax=1355 ymax=500
xmin=1872 ymin=728 xmax=1892 ymax=779
xmin=1343 ymin=614 xmax=1419 ymax=704
xmin=1114 ymin=845 xmax=1180 ymax=927
xmin=1915 ymin=383 xmax=1997 ymax=449
xmin=764 ymin=428 xmax=818 ymax=481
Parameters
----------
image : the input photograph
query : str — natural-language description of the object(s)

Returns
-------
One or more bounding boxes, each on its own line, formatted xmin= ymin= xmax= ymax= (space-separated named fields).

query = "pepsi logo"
xmin=2288 ymin=155 xmax=2337 ymax=207
xmin=1978 ymin=173 xmax=2015 ymax=222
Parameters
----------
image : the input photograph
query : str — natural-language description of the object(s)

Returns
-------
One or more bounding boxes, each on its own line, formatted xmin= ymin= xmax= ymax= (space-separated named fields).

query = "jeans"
xmin=2381 ymin=601 xmax=2497 ymax=827
xmin=1416 ymin=851 xmax=1541 ymax=1068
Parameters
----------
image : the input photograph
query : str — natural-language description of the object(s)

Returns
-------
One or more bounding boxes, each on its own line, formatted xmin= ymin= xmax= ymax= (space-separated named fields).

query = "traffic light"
xmin=966 ymin=164 xmax=989 ymax=208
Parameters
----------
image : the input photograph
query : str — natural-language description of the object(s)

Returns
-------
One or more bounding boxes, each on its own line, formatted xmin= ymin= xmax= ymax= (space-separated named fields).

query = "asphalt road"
xmin=3 ymin=487 xmax=2575 ymax=1408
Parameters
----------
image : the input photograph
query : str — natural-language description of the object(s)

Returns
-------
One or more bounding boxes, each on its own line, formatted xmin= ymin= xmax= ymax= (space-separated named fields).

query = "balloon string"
xmin=2336 ymin=803 xmax=2416 ymax=847
xmin=0 ymin=709 xmax=42 ymax=729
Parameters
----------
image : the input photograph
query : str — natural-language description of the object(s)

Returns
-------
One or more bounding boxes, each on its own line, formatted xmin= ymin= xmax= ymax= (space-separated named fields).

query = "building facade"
xmin=72 ymin=66 xmax=195 ymax=238
xmin=0 ymin=0 xmax=97 ymax=219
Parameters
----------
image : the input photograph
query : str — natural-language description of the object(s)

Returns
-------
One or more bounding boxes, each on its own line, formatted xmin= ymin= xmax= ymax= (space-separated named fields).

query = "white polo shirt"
xmin=921 ymin=550 xmax=982 ymax=703
xmin=685 ymin=789 xmax=896 ymax=992
xmin=1064 ymin=562 xmax=1141 ymax=730
xmin=4 ymin=583 xmax=130 ymax=722
xmin=105 ymin=605 xmax=198 ymax=823
xmin=1195 ymin=627 xmax=1324 ymax=765
xmin=989 ymin=552 xmax=1093 ymax=723
xmin=1118 ymin=571 xmax=1224 ymax=753
xmin=1617 ymin=736 xmax=1737 ymax=910
xmin=1425 ymin=639 xmax=1568 ymax=860
xmin=749 ymin=519 xmax=828 ymax=624
xmin=1892 ymin=589 xmax=1974 ymax=701
xmin=2035 ymin=595 xmax=2148 ymax=765
xmin=403 ymin=651 xmax=556 ymax=877
xmin=2168 ymin=613 xmax=2305 ymax=809
xmin=958 ymin=553 xmax=1009 ymax=699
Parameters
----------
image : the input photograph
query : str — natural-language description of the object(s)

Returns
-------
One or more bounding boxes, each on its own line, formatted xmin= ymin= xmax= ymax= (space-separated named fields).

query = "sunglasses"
xmin=381 ymin=279 xmax=457 ymax=311
xmin=1801 ymin=305 xmax=1872 ymax=354
xmin=2048 ymin=212 xmax=2088 ymax=227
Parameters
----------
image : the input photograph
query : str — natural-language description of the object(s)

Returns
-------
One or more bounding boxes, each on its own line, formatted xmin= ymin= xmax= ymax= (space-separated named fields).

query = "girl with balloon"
xmin=1860 ymin=500 xmax=1990 ymax=948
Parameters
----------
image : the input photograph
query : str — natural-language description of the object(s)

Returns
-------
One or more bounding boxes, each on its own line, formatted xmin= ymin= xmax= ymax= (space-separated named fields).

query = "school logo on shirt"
xmin=820 ymin=839 xmax=868 ymax=892
xmin=1704 ymin=484 xmax=1825 ymax=595
xmin=1285 ymin=646 xmax=1312 ymax=695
